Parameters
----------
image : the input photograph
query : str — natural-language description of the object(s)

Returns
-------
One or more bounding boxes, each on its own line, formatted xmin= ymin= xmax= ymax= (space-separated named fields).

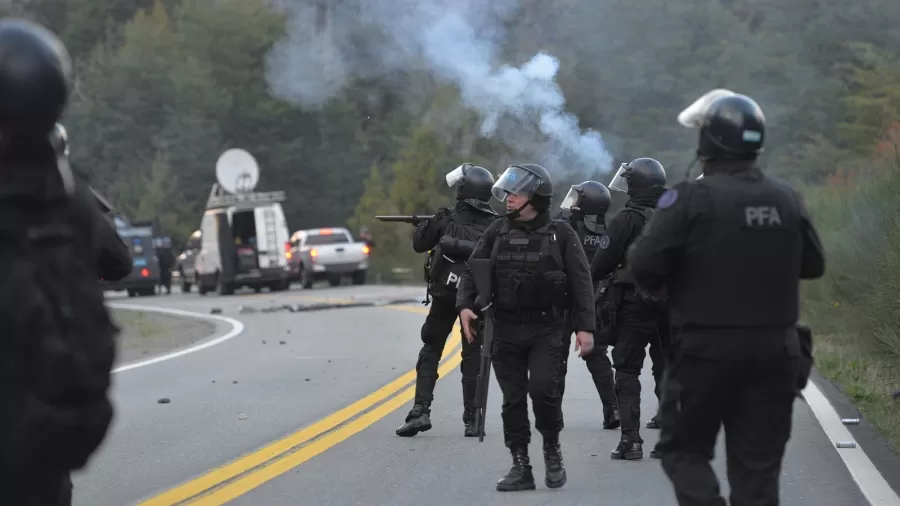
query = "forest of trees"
xmin=4 ymin=0 xmax=900 ymax=447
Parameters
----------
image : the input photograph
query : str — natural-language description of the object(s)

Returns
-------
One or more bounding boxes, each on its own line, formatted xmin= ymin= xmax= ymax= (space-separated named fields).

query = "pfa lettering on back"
xmin=744 ymin=206 xmax=782 ymax=227
xmin=584 ymin=234 xmax=602 ymax=247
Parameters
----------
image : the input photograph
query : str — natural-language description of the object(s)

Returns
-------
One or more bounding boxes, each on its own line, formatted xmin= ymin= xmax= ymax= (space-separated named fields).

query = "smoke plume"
xmin=265 ymin=0 xmax=613 ymax=175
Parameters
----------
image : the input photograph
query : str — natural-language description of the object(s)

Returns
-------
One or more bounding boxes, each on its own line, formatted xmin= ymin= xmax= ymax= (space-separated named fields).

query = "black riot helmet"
xmin=0 ymin=19 xmax=74 ymax=134
xmin=560 ymin=181 xmax=610 ymax=216
xmin=678 ymin=89 xmax=765 ymax=161
xmin=445 ymin=162 xmax=494 ymax=201
xmin=608 ymin=157 xmax=667 ymax=194
xmin=492 ymin=163 xmax=554 ymax=214
xmin=445 ymin=162 xmax=496 ymax=214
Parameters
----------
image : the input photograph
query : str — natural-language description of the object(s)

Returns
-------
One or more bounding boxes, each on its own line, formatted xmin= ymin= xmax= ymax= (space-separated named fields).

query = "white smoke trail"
xmin=265 ymin=0 xmax=613 ymax=175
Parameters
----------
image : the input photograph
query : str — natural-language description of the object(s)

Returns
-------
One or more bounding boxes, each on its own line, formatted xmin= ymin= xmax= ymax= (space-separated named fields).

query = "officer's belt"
xmin=494 ymin=309 xmax=564 ymax=325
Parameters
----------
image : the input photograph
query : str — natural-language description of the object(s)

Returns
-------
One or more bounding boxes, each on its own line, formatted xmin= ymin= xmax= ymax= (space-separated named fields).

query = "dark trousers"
xmin=159 ymin=267 xmax=172 ymax=291
xmin=658 ymin=332 xmax=799 ymax=506
xmin=412 ymin=295 xmax=481 ymax=420
xmin=560 ymin=322 xmax=616 ymax=412
xmin=5 ymin=469 xmax=73 ymax=506
xmin=611 ymin=298 xmax=668 ymax=442
xmin=492 ymin=321 xmax=569 ymax=447
xmin=582 ymin=345 xmax=616 ymax=411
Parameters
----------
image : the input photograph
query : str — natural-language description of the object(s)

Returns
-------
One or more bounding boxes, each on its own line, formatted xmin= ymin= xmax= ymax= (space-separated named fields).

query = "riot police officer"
xmin=396 ymin=163 xmax=498 ymax=438
xmin=155 ymin=236 xmax=175 ymax=294
xmin=0 ymin=18 xmax=131 ymax=506
xmin=627 ymin=90 xmax=825 ymax=505
xmin=591 ymin=157 xmax=670 ymax=461
xmin=557 ymin=181 xmax=619 ymax=430
xmin=457 ymin=163 xmax=596 ymax=492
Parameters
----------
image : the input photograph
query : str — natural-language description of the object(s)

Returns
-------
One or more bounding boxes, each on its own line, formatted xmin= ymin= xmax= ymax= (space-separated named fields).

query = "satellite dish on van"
xmin=216 ymin=148 xmax=260 ymax=194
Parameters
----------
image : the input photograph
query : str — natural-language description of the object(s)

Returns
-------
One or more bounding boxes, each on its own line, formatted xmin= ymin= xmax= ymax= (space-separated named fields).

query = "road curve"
xmin=73 ymin=284 xmax=898 ymax=506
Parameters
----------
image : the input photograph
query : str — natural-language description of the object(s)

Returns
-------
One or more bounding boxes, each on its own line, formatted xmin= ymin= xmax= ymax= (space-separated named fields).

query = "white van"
xmin=193 ymin=184 xmax=292 ymax=295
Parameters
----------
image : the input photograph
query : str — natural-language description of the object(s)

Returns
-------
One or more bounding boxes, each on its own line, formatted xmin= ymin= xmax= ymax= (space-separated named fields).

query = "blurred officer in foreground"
xmin=457 ymin=163 xmax=595 ymax=492
xmin=395 ymin=163 xmax=497 ymax=438
xmin=626 ymin=89 xmax=825 ymax=505
xmin=557 ymin=181 xmax=619 ymax=430
xmin=0 ymin=19 xmax=130 ymax=506
xmin=591 ymin=157 xmax=670 ymax=461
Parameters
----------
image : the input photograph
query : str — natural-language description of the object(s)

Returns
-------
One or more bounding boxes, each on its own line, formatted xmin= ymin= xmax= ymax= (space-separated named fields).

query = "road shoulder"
xmin=812 ymin=368 xmax=900 ymax=497
xmin=111 ymin=308 xmax=218 ymax=365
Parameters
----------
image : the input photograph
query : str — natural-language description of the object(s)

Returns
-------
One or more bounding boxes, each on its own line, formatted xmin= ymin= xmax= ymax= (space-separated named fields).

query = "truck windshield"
xmin=305 ymin=233 xmax=349 ymax=246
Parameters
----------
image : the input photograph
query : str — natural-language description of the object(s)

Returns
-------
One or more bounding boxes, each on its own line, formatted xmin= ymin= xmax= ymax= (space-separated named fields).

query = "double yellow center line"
xmin=137 ymin=304 xmax=462 ymax=505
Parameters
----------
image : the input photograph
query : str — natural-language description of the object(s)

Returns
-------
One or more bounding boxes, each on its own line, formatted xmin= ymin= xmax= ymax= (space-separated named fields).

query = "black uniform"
xmin=156 ymin=243 xmax=175 ymax=294
xmin=396 ymin=164 xmax=497 ymax=438
xmin=0 ymin=19 xmax=131 ymax=506
xmin=593 ymin=157 xmax=670 ymax=460
xmin=556 ymin=180 xmax=619 ymax=430
xmin=564 ymin=214 xmax=619 ymax=424
xmin=628 ymin=92 xmax=826 ymax=505
xmin=457 ymin=163 xmax=595 ymax=492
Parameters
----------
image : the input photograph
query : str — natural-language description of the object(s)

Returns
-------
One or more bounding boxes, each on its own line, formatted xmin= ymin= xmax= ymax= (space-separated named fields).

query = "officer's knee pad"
xmin=527 ymin=377 xmax=559 ymax=400
xmin=615 ymin=368 xmax=641 ymax=381
xmin=416 ymin=349 xmax=440 ymax=367
xmin=460 ymin=344 xmax=479 ymax=358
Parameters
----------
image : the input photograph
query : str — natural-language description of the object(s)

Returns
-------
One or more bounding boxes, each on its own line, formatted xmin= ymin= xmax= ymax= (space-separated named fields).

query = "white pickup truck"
xmin=288 ymin=227 xmax=370 ymax=288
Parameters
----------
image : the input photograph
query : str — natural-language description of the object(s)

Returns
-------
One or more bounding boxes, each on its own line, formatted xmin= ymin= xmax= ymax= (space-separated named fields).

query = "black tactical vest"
xmin=573 ymin=220 xmax=605 ymax=260
xmin=611 ymin=207 xmax=653 ymax=286
xmin=669 ymin=176 xmax=804 ymax=327
xmin=430 ymin=208 xmax=494 ymax=296
xmin=491 ymin=220 xmax=568 ymax=320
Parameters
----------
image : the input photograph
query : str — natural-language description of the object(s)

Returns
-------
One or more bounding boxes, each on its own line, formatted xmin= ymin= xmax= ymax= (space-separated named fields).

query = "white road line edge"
xmin=803 ymin=379 xmax=900 ymax=505
xmin=108 ymin=303 xmax=245 ymax=374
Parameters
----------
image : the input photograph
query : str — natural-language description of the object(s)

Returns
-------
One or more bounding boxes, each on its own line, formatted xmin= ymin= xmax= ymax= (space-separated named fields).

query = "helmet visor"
xmin=491 ymin=166 xmax=543 ymax=202
xmin=677 ymin=88 xmax=737 ymax=128
xmin=560 ymin=186 xmax=580 ymax=210
xmin=445 ymin=164 xmax=466 ymax=188
xmin=608 ymin=163 xmax=630 ymax=193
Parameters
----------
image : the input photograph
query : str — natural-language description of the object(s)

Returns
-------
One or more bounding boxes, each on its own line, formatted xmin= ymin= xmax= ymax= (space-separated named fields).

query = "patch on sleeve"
xmin=657 ymin=188 xmax=679 ymax=209
xmin=599 ymin=235 xmax=610 ymax=250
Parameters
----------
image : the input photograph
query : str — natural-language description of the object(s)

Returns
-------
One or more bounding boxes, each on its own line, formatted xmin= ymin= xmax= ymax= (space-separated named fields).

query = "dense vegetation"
xmin=6 ymin=0 xmax=900 ymax=447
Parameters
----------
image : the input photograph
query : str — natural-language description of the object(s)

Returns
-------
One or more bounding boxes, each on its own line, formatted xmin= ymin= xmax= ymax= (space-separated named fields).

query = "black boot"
xmin=610 ymin=439 xmax=643 ymax=460
xmin=542 ymin=437 xmax=567 ymax=489
xmin=496 ymin=446 xmax=536 ymax=492
xmin=463 ymin=408 xmax=479 ymax=437
xmin=646 ymin=414 xmax=659 ymax=429
xmin=603 ymin=405 xmax=621 ymax=430
xmin=395 ymin=403 xmax=432 ymax=437
xmin=649 ymin=443 xmax=662 ymax=459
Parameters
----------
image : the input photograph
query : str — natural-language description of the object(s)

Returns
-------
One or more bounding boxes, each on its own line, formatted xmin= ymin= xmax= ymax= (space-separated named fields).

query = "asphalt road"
xmin=72 ymin=283 xmax=898 ymax=506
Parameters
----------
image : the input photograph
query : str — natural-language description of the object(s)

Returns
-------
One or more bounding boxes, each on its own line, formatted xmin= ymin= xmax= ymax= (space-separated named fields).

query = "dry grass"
xmin=814 ymin=332 xmax=900 ymax=453
xmin=111 ymin=309 xmax=165 ymax=339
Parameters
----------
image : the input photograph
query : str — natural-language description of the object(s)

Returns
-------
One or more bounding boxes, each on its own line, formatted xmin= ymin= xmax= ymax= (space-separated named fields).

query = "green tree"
xmin=388 ymin=126 xmax=451 ymax=214
xmin=131 ymin=151 xmax=195 ymax=239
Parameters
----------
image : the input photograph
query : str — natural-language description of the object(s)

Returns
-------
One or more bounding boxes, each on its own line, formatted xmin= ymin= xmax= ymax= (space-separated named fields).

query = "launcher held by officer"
xmin=456 ymin=163 xmax=595 ymax=492
xmin=591 ymin=157 xmax=670 ymax=461
xmin=557 ymin=181 xmax=619 ymax=431
xmin=395 ymin=163 xmax=498 ymax=438
xmin=626 ymin=90 xmax=825 ymax=506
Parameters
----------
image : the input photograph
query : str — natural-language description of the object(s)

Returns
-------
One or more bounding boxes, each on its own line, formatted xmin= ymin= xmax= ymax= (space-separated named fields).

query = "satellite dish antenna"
xmin=216 ymin=148 xmax=260 ymax=194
